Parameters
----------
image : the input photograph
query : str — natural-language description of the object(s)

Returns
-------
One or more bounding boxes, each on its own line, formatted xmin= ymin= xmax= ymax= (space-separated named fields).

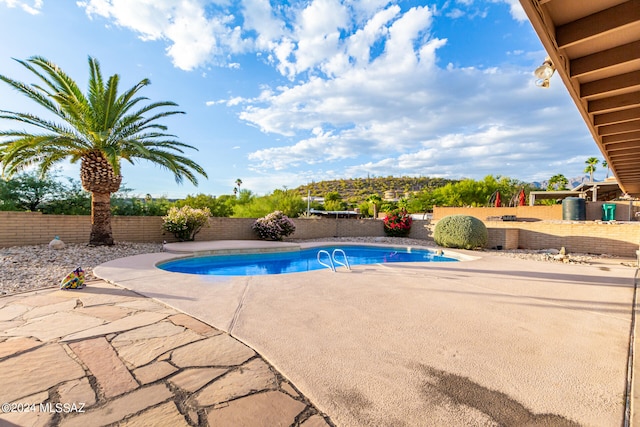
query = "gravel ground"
xmin=0 ymin=237 xmax=634 ymax=296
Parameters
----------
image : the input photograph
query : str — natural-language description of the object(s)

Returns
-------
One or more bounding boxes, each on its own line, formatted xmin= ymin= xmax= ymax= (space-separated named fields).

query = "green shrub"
xmin=162 ymin=206 xmax=211 ymax=241
xmin=433 ymin=215 xmax=487 ymax=249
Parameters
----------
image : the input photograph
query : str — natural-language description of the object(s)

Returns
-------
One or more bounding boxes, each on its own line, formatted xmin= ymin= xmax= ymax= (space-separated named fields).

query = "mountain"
xmin=293 ymin=176 xmax=455 ymax=200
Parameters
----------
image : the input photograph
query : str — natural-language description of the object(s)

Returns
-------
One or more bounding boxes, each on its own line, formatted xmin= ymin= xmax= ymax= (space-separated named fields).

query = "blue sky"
xmin=0 ymin=0 xmax=603 ymax=198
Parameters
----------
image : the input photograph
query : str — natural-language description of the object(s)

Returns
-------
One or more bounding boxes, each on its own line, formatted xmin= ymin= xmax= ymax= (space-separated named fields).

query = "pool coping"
xmin=161 ymin=239 xmax=477 ymax=261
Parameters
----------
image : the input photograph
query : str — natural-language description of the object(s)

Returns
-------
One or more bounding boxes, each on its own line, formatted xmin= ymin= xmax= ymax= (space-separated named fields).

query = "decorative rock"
xmin=206 ymin=390 xmax=306 ymax=427
xmin=193 ymin=359 xmax=277 ymax=406
xmin=49 ymin=236 xmax=66 ymax=250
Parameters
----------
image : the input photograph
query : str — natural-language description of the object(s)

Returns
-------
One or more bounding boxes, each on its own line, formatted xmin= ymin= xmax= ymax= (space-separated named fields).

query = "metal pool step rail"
xmin=317 ymin=249 xmax=351 ymax=272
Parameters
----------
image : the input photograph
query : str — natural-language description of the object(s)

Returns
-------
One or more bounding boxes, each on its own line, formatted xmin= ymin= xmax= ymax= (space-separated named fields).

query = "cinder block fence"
xmin=2 ymin=208 xmax=639 ymax=257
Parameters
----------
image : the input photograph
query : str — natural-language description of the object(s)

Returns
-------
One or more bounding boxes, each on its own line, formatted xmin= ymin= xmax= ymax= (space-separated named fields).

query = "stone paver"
xmin=57 ymin=378 xmax=97 ymax=408
xmin=133 ymin=360 xmax=178 ymax=384
xmin=0 ymin=343 xmax=85 ymax=402
xmin=118 ymin=401 xmax=190 ymax=427
xmin=168 ymin=367 xmax=229 ymax=392
xmin=171 ymin=333 xmax=255 ymax=367
xmin=69 ymin=337 xmax=138 ymax=398
xmin=61 ymin=311 xmax=167 ymax=341
xmin=3 ymin=311 xmax=105 ymax=341
xmin=302 ymin=414 xmax=333 ymax=427
xmin=112 ymin=328 xmax=202 ymax=367
xmin=22 ymin=299 xmax=78 ymax=320
xmin=206 ymin=390 xmax=307 ymax=427
xmin=0 ymin=336 xmax=41 ymax=358
xmin=193 ymin=358 xmax=278 ymax=406
xmin=169 ymin=312 xmax=218 ymax=335
xmin=60 ymin=383 xmax=173 ymax=427
xmin=0 ymin=303 xmax=31 ymax=321
xmin=74 ymin=305 xmax=133 ymax=321
xmin=0 ymin=280 xmax=331 ymax=427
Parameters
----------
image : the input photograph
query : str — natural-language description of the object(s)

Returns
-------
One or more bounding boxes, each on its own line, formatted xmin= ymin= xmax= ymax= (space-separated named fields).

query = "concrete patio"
xmin=94 ymin=241 xmax=638 ymax=426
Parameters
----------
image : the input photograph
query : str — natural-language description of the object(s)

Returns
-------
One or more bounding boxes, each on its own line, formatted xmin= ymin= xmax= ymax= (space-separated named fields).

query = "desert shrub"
xmin=433 ymin=215 xmax=487 ymax=249
xmin=383 ymin=209 xmax=412 ymax=237
xmin=162 ymin=206 xmax=211 ymax=241
xmin=252 ymin=210 xmax=296 ymax=241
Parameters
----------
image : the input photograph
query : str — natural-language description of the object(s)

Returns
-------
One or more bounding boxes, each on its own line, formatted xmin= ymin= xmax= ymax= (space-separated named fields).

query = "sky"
xmin=0 ymin=0 xmax=605 ymax=198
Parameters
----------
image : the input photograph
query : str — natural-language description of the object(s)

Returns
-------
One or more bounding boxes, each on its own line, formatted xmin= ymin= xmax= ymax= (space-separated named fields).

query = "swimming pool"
xmin=158 ymin=245 xmax=457 ymax=276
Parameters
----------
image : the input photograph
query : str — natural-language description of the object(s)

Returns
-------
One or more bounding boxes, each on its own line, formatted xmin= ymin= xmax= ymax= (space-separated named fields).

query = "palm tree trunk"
xmin=89 ymin=191 xmax=114 ymax=245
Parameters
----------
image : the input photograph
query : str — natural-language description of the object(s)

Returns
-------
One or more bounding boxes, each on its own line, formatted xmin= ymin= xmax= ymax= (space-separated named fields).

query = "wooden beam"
xmin=603 ymin=130 xmax=640 ymax=144
xmin=557 ymin=1 xmax=640 ymax=48
xmin=571 ymin=40 xmax=640 ymax=78
xmin=598 ymin=119 xmax=640 ymax=136
xmin=581 ymin=71 xmax=640 ymax=98
xmin=609 ymin=154 xmax=640 ymax=162
xmin=588 ymin=92 xmax=640 ymax=114
xmin=603 ymin=140 xmax=640 ymax=151
xmin=594 ymin=107 xmax=640 ymax=126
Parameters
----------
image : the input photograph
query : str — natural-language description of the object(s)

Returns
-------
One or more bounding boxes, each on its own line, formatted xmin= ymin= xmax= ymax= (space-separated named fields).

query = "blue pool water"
xmin=158 ymin=245 xmax=457 ymax=276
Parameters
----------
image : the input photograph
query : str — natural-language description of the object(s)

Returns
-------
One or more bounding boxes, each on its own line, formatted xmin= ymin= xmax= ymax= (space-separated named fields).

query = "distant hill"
xmin=293 ymin=176 xmax=456 ymax=200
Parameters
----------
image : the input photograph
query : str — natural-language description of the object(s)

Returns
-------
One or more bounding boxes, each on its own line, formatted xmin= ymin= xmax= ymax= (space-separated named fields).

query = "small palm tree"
xmin=584 ymin=157 xmax=599 ymax=182
xmin=0 ymin=56 xmax=207 ymax=245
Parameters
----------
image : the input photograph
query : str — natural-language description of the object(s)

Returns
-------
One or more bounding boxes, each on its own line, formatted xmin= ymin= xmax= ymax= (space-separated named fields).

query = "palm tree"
xmin=584 ymin=157 xmax=599 ymax=182
xmin=366 ymin=193 xmax=382 ymax=219
xmin=547 ymin=174 xmax=568 ymax=191
xmin=602 ymin=160 xmax=609 ymax=179
xmin=0 ymin=56 xmax=207 ymax=245
xmin=235 ymin=178 xmax=242 ymax=197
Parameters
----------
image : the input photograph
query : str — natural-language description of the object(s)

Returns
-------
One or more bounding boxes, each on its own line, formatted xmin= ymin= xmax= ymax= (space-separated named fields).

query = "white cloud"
xmin=1 ymin=0 xmax=42 ymax=14
xmin=77 ymin=0 xmax=250 ymax=70
xmin=497 ymin=0 xmax=528 ymax=22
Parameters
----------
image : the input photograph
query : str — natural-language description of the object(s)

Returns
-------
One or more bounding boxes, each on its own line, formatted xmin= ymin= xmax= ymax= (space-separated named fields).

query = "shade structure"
xmin=518 ymin=188 xmax=526 ymax=206
xmin=495 ymin=191 xmax=501 ymax=207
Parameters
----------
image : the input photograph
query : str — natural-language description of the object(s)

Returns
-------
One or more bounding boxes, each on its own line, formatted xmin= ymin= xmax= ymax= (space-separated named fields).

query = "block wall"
xmin=0 ymin=212 xmax=431 ymax=247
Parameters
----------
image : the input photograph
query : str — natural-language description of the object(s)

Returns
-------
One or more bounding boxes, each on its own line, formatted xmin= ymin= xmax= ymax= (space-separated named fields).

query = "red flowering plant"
xmin=383 ymin=208 xmax=412 ymax=237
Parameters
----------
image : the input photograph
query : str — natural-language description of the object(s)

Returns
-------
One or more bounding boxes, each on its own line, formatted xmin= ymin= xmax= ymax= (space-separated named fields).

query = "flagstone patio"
xmin=0 ymin=280 xmax=331 ymax=427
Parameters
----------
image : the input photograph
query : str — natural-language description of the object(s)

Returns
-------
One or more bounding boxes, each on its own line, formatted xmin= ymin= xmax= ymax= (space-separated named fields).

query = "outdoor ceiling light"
xmin=534 ymin=57 xmax=555 ymax=88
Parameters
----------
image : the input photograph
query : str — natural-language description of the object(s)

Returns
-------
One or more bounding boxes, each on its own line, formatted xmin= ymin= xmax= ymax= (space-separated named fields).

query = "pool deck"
xmin=1 ymin=239 xmax=638 ymax=426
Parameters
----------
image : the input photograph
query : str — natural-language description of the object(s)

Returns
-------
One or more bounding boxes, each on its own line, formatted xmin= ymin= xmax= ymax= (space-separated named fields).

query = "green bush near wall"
xmin=434 ymin=215 xmax=488 ymax=249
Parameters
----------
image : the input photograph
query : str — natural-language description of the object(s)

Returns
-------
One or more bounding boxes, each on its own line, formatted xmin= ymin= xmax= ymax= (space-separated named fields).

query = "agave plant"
xmin=0 ymin=56 xmax=207 ymax=245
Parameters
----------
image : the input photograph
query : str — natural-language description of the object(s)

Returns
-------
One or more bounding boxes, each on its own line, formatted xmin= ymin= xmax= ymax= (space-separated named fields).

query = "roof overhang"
xmin=519 ymin=0 xmax=640 ymax=196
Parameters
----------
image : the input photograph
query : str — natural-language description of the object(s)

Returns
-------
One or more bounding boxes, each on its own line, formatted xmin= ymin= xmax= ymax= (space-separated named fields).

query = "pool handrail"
xmin=317 ymin=250 xmax=336 ymax=272
xmin=332 ymin=249 xmax=351 ymax=270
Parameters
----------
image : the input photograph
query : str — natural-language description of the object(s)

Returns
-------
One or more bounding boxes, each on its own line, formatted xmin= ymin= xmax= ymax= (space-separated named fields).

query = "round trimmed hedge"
xmin=433 ymin=215 xmax=488 ymax=250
